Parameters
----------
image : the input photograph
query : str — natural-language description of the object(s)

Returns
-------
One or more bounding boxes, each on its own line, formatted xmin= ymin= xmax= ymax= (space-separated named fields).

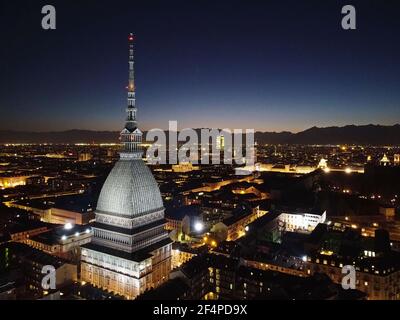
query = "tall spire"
xmin=127 ymin=33 xmax=136 ymax=120
xmin=120 ymin=33 xmax=143 ymax=160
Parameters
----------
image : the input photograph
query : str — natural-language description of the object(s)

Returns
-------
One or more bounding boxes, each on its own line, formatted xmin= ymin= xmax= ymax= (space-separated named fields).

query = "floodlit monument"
xmin=80 ymin=34 xmax=172 ymax=299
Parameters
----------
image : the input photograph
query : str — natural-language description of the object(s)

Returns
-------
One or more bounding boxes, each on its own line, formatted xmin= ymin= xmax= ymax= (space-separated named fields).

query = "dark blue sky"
xmin=1 ymin=0 xmax=400 ymax=132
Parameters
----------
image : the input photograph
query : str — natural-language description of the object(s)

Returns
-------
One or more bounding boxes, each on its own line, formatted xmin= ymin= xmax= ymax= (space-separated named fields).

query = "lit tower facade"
xmin=121 ymin=33 xmax=142 ymax=157
xmin=80 ymin=34 xmax=172 ymax=299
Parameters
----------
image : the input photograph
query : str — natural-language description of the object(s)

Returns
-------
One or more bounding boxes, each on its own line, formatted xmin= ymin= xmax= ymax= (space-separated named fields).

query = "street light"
xmin=64 ymin=223 xmax=73 ymax=230
xmin=194 ymin=221 xmax=203 ymax=232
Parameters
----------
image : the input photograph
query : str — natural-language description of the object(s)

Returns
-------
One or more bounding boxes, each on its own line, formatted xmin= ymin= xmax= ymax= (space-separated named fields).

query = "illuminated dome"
xmin=96 ymin=159 xmax=164 ymax=217
xmin=318 ymin=158 xmax=328 ymax=169
xmin=380 ymin=154 xmax=390 ymax=164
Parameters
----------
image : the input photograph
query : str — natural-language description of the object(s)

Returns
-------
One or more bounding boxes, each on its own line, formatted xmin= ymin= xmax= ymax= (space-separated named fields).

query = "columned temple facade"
xmin=80 ymin=34 xmax=172 ymax=299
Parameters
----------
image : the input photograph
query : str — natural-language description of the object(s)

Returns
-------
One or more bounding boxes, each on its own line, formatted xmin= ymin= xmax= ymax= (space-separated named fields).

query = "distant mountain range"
xmin=255 ymin=124 xmax=400 ymax=145
xmin=1 ymin=124 xmax=400 ymax=145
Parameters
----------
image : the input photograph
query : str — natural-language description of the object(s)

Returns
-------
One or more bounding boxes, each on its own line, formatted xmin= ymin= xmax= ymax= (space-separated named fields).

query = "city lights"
xmin=320 ymin=250 xmax=333 ymax=256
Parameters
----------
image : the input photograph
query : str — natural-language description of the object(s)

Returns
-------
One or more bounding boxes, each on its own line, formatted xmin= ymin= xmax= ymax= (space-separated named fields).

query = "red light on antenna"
xmin=129 ymin=35 xmax=134 ymax=41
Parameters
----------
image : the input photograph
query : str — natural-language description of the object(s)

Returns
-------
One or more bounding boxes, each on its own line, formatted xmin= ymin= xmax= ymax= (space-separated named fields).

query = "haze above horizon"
xmin=1 ymin=0 xmax=400 ymax=132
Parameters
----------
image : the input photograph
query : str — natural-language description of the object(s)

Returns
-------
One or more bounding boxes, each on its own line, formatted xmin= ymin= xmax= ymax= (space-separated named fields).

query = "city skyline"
xmin=2 ymin=0 xmax=400 ymax=305
xmin=1 ymin=0 xmax=400 ymax=133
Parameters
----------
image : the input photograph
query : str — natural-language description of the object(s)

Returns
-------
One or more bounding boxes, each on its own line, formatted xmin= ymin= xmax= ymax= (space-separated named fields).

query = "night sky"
xmin=1 ymin=0 xmax=400 ymax=132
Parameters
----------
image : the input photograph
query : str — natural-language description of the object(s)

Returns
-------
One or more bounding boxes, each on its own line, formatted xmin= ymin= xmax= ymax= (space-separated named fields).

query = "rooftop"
xmin=165 ymin=205 xmax=201 ymax=221
xmin=136 ymin=277 xmax=189 ymax=300
xmin=30 ymin=224 xmax=91 ymax=245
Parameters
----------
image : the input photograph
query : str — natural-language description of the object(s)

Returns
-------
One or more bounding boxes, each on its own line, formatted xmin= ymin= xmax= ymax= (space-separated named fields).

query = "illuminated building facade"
xmin=394 ymin=154 xmax=400 ymax=165
xmin=8 ymin=196 xmax=94 ymax=225
xmin=306 ymin=255 xmax=400 ymax=300
xmin=0 ymin=175 xmax=28 ymax=189
xmin=279 ymin=210 xmax=326 ymax=232
xmin=171 ymin=162 xmax=199 ymax=172
xmin=78 ymin=153 xmax=93 ymax=162
xmin=80 ymin=34 xmax=172 ymax=299
xmin=171 ymin=243 xmax=197 ymax=269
